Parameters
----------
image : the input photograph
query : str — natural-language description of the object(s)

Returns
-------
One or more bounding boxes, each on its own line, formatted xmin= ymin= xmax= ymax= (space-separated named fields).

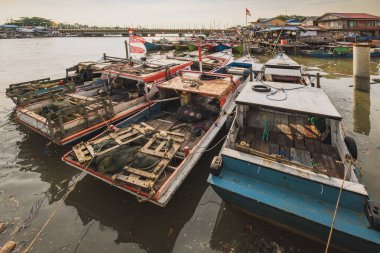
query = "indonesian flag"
xmin=246 ymin=8 xmax=251 ymax=16
xmin=130 ymin=45 xmax=145 ymax=54
xmin=130 ymin=35 xmax=145 ymax=44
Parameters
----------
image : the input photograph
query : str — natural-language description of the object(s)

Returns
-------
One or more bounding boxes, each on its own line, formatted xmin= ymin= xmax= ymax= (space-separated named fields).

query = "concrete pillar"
xmin=353 ymin=43 xmax=370 ymax=92
xmin=353 ymin=89 xmax=371 ymax=135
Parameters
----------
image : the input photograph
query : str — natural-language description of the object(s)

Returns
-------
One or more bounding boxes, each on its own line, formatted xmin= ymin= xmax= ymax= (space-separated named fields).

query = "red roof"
xmin=320 ymin=13 xmax=380 ymax=20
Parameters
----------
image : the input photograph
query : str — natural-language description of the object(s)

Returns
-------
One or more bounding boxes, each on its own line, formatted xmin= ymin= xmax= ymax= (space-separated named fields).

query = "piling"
xmin=353 ymin=44 xmax=370 ymax=92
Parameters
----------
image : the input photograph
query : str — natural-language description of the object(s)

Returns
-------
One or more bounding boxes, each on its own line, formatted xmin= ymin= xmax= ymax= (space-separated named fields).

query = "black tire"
xmin=345 ymin=136 xmax=358 ymax=160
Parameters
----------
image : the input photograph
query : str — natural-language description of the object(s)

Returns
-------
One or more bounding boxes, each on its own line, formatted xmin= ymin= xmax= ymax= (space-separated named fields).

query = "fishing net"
xmin=38 ymin=101 xmax=72 ymax=116
xmin=94 ymin=145 xmax=142 ymax=174
xmin=129 ymin=153 xmax=161 ymax=171
xmin=176 ymin=104 xmax=205 ymax=123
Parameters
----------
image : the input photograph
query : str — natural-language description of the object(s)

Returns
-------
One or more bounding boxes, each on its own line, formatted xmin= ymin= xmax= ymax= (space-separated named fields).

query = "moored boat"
xmin=15 ymin=58 xmax=192 ymax=145
xmin=250 ymin=45 xmax=264 ymax=54
xmin=144 ymin=41 xmax=161 ymax=51
xmin=216 ymin=43 xmax=231 ymax=52
xmin=260 ymin=53 xmax=311 ymax=85
xmin=208 ymin=79 xmax=380 ymax=252
xmin=6 ymin=56 xmax=123 ymax=106
xmin=169 ymin=50 xmax=233 ymax=72
xmin=62 ymin=57 xmax=255 ymax=206
xmin=232 ymin=44 xmax=243 ymax=54
xmin=187 ymin=43 xmax=198 ymax=51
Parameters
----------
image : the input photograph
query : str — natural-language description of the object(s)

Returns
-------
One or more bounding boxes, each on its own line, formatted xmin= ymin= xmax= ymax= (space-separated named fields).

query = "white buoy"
xmin=353 ymin=44 xmax=370 ymax=92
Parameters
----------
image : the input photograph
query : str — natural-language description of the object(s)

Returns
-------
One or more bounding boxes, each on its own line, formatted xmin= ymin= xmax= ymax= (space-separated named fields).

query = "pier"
xmin=58 ymin=28 xmax=231 ymax=37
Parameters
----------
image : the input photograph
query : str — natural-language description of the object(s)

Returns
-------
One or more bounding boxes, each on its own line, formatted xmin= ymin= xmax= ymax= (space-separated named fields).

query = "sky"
xmin=0 ymin=0 xmax=380 ymax=27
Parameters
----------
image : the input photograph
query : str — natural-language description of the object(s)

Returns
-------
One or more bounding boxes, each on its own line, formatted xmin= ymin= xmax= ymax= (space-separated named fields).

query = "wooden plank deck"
xmin=236 ymin=110 xmax=344 ymax=179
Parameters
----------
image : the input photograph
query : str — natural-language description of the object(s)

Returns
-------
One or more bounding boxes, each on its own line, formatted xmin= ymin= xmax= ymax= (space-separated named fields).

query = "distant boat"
xmin=187 ymin=43 xmax=198 ymax=51
xmin=250 ymin=45 xmax=264 ymax=54
xmin=216 ymin=43 xmax=231 ymax=52
xmin=144 ymin=41 xmax=161 ymax=51
xmin=232 ymin=44 xmax=243 ymax=54
xmin=301 ymin=47 xmax=380 ymax=58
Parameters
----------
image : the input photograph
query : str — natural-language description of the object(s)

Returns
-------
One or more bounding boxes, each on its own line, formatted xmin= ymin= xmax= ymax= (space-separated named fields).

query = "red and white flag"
xmin=130 ymin=35 xmax=145 ymax=44
xmin=130 ymin=45 xmax=146 ymax=54
xmin=246 ymin=8 xmax=251 ymax=16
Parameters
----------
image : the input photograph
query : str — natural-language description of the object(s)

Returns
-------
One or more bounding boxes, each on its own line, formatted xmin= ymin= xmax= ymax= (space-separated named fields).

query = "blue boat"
xmin=144 ymin=41 xmax=161 ymax=51
xmin=208 ymin=80 xmax=380 ymax=252
xmin=216 ymin=43 xmax=231 ymax=52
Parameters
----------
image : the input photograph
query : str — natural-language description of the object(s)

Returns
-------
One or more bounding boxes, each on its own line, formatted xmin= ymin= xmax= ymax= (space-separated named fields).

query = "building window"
xmin=349 ymin=21 xmax=356 ymax=27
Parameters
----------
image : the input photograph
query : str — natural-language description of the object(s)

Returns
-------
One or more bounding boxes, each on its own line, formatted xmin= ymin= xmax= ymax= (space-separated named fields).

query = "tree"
xmin=7 ymin=17 xmax=53 ymax=27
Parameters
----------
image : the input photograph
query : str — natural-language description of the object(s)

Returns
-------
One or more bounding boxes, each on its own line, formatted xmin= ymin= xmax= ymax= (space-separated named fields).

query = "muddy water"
xmin=0 ymin=37 xmax=379 ymax=253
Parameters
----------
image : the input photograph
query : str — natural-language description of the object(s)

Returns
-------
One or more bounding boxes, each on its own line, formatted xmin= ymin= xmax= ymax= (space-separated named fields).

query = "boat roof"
xmin=101 ymin=58 xmax=192 ymax=81
xmin=265 ymin=68 xmax=302 ymax=77
xmin=265 ymin=53 xmax=300 ymax=69
xmin=158 ymin=71 xmax=236 ymax=98
xmin=235 ymin=81 xmax=342 ymax=120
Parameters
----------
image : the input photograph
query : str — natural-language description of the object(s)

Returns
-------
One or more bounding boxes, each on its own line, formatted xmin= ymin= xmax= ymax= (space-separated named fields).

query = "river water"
xmin=0 ymin=37 xmax=379 ymax=253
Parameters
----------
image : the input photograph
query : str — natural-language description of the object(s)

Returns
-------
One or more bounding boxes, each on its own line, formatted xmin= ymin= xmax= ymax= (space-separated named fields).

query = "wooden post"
xmin=249 ymin=68 xmax=253 ymax=81
xmin=124 ymin=40 xmax=129 ymax=59
xmin=103 ymin=53 xmax=106 ymax=61
xmin=316 ymin=73 xmax=321 ymax=88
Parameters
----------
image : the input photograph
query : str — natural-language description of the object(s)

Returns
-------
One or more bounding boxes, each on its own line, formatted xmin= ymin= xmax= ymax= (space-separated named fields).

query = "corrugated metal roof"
xmin=256 ymin=26 xmax=306 ymax=33
xmin=318 ymin=13 xmax=380 ymax=20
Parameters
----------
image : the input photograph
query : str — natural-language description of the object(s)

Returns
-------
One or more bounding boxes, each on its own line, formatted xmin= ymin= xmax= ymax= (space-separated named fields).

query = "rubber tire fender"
xmin=344 ymin=136 xmax=358 ymax=160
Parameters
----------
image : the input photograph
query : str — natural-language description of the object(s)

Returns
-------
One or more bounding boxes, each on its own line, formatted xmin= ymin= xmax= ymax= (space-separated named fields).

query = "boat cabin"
xmin=227 ymin=81 xmax=361 ymax=184
xmin=261 ymin=53 xmax=309 ymax=84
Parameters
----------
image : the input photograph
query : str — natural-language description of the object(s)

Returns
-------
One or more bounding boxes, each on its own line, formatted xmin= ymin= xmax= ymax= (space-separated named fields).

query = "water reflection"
xmin=15 ymin=122 xmax=76 ymax=202
xmin=210 ymin=202 xmax=342 ymax=253
xmin=64 ymin=140 xmax=218 ymax=253
xmin=353 ymin=84 xmax=371 ymax=135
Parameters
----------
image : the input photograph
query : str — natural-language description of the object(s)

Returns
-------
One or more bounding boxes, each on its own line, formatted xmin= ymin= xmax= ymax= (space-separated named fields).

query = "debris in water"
xmin=0 ymin=223 xmax=6 ymax=234
xmin=0 ymin=240 xmax=16 ymax=253
xmin=272 ymin=242 xmax=284 ymax=253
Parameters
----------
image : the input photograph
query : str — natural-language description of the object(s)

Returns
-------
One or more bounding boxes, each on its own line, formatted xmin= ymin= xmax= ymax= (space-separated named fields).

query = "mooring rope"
xmin=324 ymin=158 xmax=354 ymax=253
xmin=22 ymin=123 xmax=111 ymax=252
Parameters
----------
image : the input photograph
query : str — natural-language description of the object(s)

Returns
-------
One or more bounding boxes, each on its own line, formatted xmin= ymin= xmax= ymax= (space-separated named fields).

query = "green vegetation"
xmin=7 ymin=17 xmax=53 ymax=26
xmin=276 ymin=15 xmax=306 ymax=21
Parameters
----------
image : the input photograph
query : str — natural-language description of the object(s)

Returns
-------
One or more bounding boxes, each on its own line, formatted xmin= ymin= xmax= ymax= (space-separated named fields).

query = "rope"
xmin=324 ymin=158 xmax=354 ymax=253
xmin=21 ymin=117 xmax=111 ymax=252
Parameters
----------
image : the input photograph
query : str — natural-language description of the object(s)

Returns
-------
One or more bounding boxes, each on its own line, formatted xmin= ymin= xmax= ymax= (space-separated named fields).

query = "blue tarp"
xmin=0 ymin=24 xmax=19 ymax=29
xmin=256 ymin=26 xmax=305 ymax=33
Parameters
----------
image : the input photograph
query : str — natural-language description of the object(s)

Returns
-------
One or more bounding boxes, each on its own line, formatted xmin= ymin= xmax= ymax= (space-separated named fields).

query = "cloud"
xmin=0 ymin=0 xmax=379 ymax=26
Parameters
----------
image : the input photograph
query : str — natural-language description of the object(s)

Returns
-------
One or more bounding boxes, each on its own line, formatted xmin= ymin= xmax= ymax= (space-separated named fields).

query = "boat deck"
xmin=234 ymin=109 xmax=345 ymax=179
xmin=68 ymin=98 xmax=219 ymax=195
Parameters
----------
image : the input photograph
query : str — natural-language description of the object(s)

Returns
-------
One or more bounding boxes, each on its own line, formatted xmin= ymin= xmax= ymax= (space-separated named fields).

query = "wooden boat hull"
xmin=204 ymin=44 xmax=217 ymax=52
xmin=232 ymin=45 xmax=243 ymax=54
xmin=174 ymin=44 xmax=188 ymax=50
xmin=216 ymin=44 xmax=231 ymax=52
xmin=160 ymin=44 xmax=174 ymax=50
xmin=144 ymin=42 xmax=161 ymax=51
xmin=250 ymin=46 xmax=264 ymax=54
xmin=187 ymin=43 xmax=198 ymax=51
xmin=63 ymin=99 xmax=234 ymax=206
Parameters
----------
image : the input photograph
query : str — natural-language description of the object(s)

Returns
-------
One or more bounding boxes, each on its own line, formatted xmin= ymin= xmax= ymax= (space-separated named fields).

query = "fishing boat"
xmin=6 ymin=56 xmax=123 ymax=106
xmin=300 ymin=46 xmax=380 ymax=58
xmin=259 ymin=53 xmax=311 ymax=85
xmin=169 ymin=50 xmax=233 ymax=72
xmin=208 ymin=80 xmax=380 ymax=252
xmin=216 ymin=43 xmax=231 ymax=52
xmin=204 ymin=43 xmax=217 ymax=52
xmin=250 ymin=45 xmax=264 ymax=54
xmin=174 ymin=41 xmax=189 ymax=51
xmin=232 ymin=44 xmax=243 ymax=54
xmin=187 ymin=43 xmax=198 ymax=51
xmin=144 ymin=41 xmax=161 ymax=51
xmin=62 ymin=57 xmax=255 ymax=207
xmin=15 ymin=58 xmax=193 ymax=146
